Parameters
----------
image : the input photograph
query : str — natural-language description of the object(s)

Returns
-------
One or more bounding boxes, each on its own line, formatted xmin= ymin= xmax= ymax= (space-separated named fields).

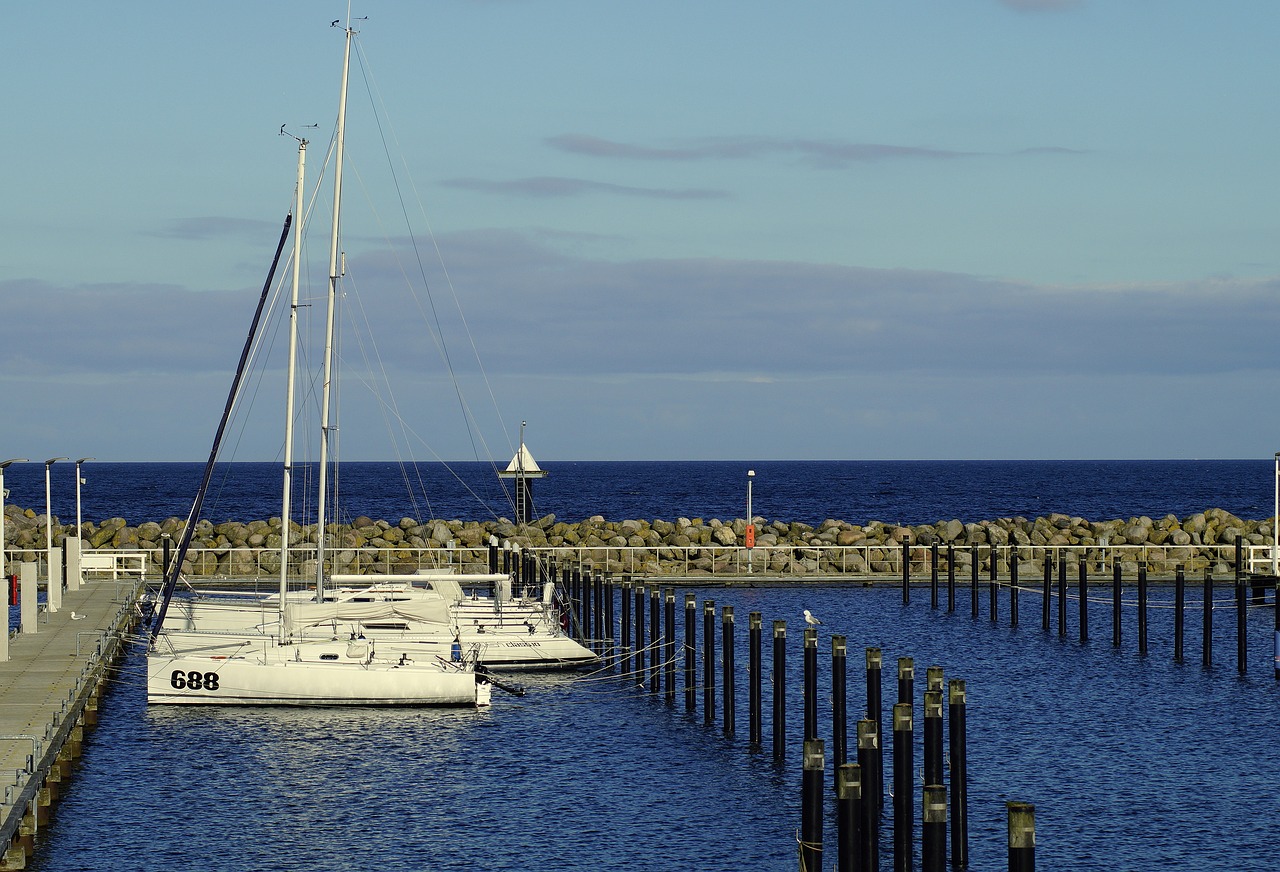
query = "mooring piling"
xmin=857 ymin=719 xmax=881 ymax=871
xmin=897 ymin=657 xmax=913 ymax=707
xmin=866 ymin=648 xmax=884 ymax=807
xmin=1041 ymin=559 xmax=1051 ymax=631
xmin=832 ymin=635 xmax=848 ymax=777
xmin=922 ymin=783 xmax=947 ymax=872
xmin=1138 ymin=563 xmax=1148 ymax=655
xmin=1175 ymin=564 xmax=1185 ymax=663
xmin=1007 ymin=802 xmax=1036 ymax=872
xmin=749 ymin=611 xmax=763 ymax=746
xmin=947 ymin=544 xmax=956 ymax=613
xmin=1202 ymin=569 xmax=1213 ymax=669
xmin=989 ymin=549 xmax=998 ymax=623
xmin=923 ymin=689 xmax=943 ymax=788
xmin=971 ymin=545 xmax=980 ymax=618
xmin=1237 ymin=567 xmax=1247 ymax=675
xmin=800 ymin=739 xmax=825 ymax=872
xmin=1057 ymin=555 xmax=1067 ymax=638
xmin=931 ymin=541 xmax=939 ymax=609
xmin=772 ymin=620 xmax=787 ymax=762
xmin=1010 ymin=546 xmax=1019 ymax=628
xmin=948 ymin=679 xmax=969 ymax=868
xmin=1112 ymin=562 xmax=1122 ymax=647
xmin=650 ymin=587 xmax=661 ymax=692
xmin=703 ymin=600 xmax=716 ymax=725
xmin=634 ymin=584 xmax=646 ymax=686
xmin=892 ymin=702 xmax=914 ymax=872
xmin=902 ymin=538 xmax=910 ymax=605
xmin=722 ymin=606 xmax=735 ymax=736
xmin=620 ymin=577 xmax=632 ymax=676
xmin=664 ymin=589 xmax=676 ymax=704
xmin=804 ymin=627 xmax=818 ymax=741
xmin=685 ymin=592 xmax=697 ymax=711
xmin=835 ymin=762 xmax=862 ymax=872
xmin=1078 ymin=561 xmax=1088 ymax=643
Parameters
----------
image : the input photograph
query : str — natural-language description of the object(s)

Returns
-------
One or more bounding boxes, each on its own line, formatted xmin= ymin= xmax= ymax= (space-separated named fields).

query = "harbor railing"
xmin=47 ymin=542 xmax=1280 ymax=581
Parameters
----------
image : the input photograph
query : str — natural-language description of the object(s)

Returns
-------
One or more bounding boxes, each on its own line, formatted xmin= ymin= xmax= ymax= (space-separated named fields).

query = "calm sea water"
xmin=3 ymin=459 xmax=1274 ymax=527
xmin=14 ymin=461 xmax=1280 ymax=870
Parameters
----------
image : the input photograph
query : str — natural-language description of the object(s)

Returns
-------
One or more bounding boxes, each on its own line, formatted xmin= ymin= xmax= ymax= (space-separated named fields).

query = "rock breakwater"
xmin=3 ymin=505 xmax=1275 ymax=579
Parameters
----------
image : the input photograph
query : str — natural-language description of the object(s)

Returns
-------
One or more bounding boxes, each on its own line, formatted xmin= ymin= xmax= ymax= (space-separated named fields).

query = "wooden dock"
xmin=0 ymin=575 xmax=141 ymax=869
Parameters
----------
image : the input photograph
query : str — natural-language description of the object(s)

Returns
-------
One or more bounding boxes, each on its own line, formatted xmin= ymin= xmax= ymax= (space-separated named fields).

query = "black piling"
xmin=989 ymin=547 xmax=998 ymax=623
xmin=723 ymin=606 xmax=735 ymax=736
xmin=1112 ymin=562 xmax=1122 ymax=648
xmin=1202 ymin=569 xmax=1213 ymax=669
xmin=857 ymin=720 xmax=880 ymax=871
xmin=1057 ymin=555 xmax=1067 ymax=638
xmin=1138 ymin=563 xmax=1148 ymax=655
xmin=947 ymin=544 xmax=956 ymax=613
xmin=772 ymin=620 xmax=787 ymax=762
xmin=1009 ymin=546 xmax=1019 ymax=628
xmin=923 ymin=689 xmax=943 ymax=789
xmin=922 ymin=784 xmax=947 ymax=872
xmin=804 ymin=627 xmax=819 ymax=741
xmin=897 ymin=657 xmax=914 ymax=707
xmin=703 ymin=600 xmax=716 ymax=725
xmin=650 ymin=587 xmax=661 ymax=693
xmin=866 ymin=648 xmax=884 ymax=807
xmin=1237 ymin=566 xmax=1247 ymax=676
xmin=892 ymin=703 xmax=914 ymax=872
xmin=1174 ymin=564 xmax=1185 ymax=663
xmin=948 ymin=679 xmax=969 ymax=868
xmin=620 ymin=577 xmax=632 ymax=676
xmin=1041 ymin=559 xmax=1051 ymax=631
xmin=931 ymin=541 xmax=939 ymax=609
xmin=581 ymin=566 xmax=592 ymax=643
xmin=664 ymin=589 xmax=676 ymax=704
xmin=902 ymin=537 xmax=911 ymax=604
xmin=605 ymin=574 xmax=615 ymax=662
xmin=832 ymin=636 xmax=848 ymax=777
xmin=685 ymin=593 xmax=697 ymax=711
xmin=749 ymin=612 xmax=763 ymax=746
xmin=971 ymin=545 xmax=980 ymax=618
xmin=594 ymin=571 xmax=605 ymax=654
xmin=836 ymin=763 xmax=862 ymax=872
xmin=801 ymin=739 xmax=825 ymax=872
xmin=1007 ymin=802 xmax=1035 ymax=872
xmin=1078 ymin=560 xmax=1088 ymax=643
xmin=1274 ymin=579 xmax=1280 ymax=681
xmin=634 ymin=584 xmax=646 ymax=687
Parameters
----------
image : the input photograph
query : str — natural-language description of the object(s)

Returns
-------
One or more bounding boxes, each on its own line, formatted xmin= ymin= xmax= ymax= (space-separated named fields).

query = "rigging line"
xmin=352 ymin=39 xmax=512 ymax=468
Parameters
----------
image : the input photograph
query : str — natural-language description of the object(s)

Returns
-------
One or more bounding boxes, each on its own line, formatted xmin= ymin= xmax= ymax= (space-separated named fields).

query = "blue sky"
xmin=3 ymin=0 xmax=1278 ymax=463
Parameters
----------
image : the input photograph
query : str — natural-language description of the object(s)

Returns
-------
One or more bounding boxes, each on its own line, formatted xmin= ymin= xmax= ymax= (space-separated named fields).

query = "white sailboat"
xmin=146 ymin=22 xmax=492 ymax=707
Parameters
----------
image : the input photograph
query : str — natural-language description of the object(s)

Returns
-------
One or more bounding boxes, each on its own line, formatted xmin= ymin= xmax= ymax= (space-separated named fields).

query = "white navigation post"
xmin=72 ymin=456 xmax=94 ymax=590
xmin=746 ymin=469 xmax=756 ymax=573
xmin=45 ymin=457 xmax=67 ymax=612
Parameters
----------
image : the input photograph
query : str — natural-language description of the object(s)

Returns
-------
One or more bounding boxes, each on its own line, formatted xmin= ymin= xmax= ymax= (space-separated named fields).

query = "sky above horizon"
xmin=3 ymin=1 xmax=1279 ymax=464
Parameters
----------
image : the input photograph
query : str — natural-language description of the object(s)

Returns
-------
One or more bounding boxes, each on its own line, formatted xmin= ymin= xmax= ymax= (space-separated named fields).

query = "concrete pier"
xmin=0 ymin=572 xmax=140 ymax=869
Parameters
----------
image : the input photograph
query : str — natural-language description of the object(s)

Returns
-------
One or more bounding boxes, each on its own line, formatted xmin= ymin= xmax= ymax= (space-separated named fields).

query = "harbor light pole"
xmin=45 ymin=457 xmax=68 ymax=580
xmin=747 ymin=469 xmax=755 ymax=573
xmin=0 ymin=459 xmax=29 ymax=582
xmin=75 ymin=457 xmax=95 ymax=541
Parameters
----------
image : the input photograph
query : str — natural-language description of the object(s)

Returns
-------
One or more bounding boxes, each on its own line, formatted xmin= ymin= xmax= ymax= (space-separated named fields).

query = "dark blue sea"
xmin=4 ymin=459 xmax=1275 ymax=527
xmin=13 ymin=461 xmax=1280 ymax=870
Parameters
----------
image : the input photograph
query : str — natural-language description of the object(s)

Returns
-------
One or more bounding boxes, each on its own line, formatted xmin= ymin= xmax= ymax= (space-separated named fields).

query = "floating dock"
xmin=0 ymin=576 xmax=140 ymax=869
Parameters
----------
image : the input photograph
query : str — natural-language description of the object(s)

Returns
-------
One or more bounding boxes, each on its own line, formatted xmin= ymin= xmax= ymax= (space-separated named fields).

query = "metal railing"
xmin=76 ymin=541 xmax=1280 ymax=580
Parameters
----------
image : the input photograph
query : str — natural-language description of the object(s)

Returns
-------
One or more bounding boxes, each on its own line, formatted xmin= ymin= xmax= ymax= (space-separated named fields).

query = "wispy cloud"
xmin=151 ymin=217 xmax=283 ymax=241
xmin=440 ymin=176 xmax=729 ymax=200
xmin=546 ymin=134 xmax=1077 ymax=169
xmin=999 ymin=0 xmax=1082 ymax=10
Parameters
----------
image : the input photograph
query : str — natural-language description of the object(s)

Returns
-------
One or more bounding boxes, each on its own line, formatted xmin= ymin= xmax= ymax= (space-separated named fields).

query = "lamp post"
xmin=747 ymin=469 xmax=756 ymax=573
xmin=75 ymin=457 xmax=94 ymax=541
xmin=0 ymin=459 xmax=29 ymax=582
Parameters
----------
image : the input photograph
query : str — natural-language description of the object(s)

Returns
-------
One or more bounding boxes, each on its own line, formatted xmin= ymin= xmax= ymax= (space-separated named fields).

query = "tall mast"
xmin=280 ymin=136 xmax=306 ymax=617
xmin=316 ymin=24 xmax=354 ymax=600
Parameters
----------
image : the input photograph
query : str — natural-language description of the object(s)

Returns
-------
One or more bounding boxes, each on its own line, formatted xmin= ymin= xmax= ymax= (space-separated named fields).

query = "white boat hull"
xmin=147 ymin=641 xmax=488 ymax=707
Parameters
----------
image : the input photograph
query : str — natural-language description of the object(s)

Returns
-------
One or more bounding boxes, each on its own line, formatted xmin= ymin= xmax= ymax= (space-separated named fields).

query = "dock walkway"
xmin=0 ymin=576 xmax=140 ymax=869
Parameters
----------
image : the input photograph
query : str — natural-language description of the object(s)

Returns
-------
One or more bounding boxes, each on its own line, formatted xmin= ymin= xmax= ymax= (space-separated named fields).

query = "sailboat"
xmin=145 ymin=23 xmax=493 ymax=706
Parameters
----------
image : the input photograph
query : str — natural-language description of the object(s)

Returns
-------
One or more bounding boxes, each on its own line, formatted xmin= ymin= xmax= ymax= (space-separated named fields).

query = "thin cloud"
xmin=440 ymin=176 xmax=729 ymax=200
xmin=151 ymin=216 xmax=282 ymax=241
xmin=547 ymin=134 xmax=988 ymax=168
xmin=1000 ymin=0 xmax=1082 ymax=10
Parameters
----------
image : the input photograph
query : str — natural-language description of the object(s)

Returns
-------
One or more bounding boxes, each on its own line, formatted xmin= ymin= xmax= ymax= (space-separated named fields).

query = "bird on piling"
xmin=803 ymin=609 xmax=822 ymax=626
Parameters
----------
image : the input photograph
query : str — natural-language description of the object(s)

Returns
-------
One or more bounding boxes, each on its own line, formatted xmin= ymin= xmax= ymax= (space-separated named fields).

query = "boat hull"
xmin=147 ymin=645 xmax=487 ymax=706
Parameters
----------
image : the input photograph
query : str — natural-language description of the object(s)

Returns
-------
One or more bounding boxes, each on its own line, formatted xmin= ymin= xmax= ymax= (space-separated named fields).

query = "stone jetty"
xmin=4 ymin=504 xmax=1275 ymax=578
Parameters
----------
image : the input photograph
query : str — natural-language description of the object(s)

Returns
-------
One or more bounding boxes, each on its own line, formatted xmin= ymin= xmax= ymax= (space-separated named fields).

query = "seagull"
xmin=803 ymin=609 xmax=822 ymax=626
xmin=70 ymin=612 xmax=86 ymax=621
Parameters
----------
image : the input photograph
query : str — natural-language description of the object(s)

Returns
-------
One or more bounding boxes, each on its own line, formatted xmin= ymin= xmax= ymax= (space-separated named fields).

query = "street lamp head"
xmin=45 ymin=456 xmax=68 ymax=467
xmin=0 ymin=459 xmax=29 ymax=469
xmin=747 ymin=469 xmax=755 ymax=477
xmin=76 ymin=457 xmax=95 ymax=465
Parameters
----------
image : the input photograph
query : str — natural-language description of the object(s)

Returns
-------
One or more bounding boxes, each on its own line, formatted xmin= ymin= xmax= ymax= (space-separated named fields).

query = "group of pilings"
xmin=902 ymin=536 xmax=1280 ymax=679
xmin=546 ymin=560 xmax=1037 ymax=871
